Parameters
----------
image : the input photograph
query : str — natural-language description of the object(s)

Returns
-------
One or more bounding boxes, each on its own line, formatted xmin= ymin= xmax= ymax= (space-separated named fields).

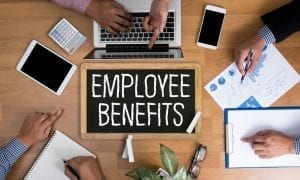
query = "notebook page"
xmin=24 ymin=130 xmax=95 ymax=180
xmin=227 ymin=109 xmax=300 ymax=168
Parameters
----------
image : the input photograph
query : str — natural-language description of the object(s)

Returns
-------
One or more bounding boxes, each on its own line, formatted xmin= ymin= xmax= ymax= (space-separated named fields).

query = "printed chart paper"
xmin=205 ymin=44 xmax=300 ymax=109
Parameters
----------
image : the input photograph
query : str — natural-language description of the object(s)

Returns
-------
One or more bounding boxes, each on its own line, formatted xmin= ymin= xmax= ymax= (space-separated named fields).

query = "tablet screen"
xmin=20 ymin=43 xmax=72 ymax=92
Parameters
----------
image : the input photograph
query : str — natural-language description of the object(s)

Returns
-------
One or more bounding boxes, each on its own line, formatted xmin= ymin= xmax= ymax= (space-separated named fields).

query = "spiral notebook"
xmin=24 ymin=130 xmax=95 ymax=180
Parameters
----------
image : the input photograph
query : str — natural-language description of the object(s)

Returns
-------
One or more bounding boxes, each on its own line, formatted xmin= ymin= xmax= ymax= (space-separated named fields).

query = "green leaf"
xmin=141 ymin=178 xmax=152 ymax=180
xmin=126 ymin=167 xmax=160 ymax=180
xmin=172 ymin=166 xmax=187 ymax=180
xmin=137 ymin=167 xmax=160 ymax=180
xmin=186 ymin=174 xmax=193 ymax=180
xmin=126 ymin=168 xmax=142 ymax=179
xmin=141 ymin=176 xmax=160 ymax=180
xmin=162 ymin=177 xmax=172 ymax=180
xmin=160 ymin=144 xmax=178 ymax=176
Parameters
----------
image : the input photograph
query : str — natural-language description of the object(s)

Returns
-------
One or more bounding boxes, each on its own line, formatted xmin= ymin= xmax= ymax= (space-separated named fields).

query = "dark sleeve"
xmin=261 ymin=0 xmax=300 ymax=42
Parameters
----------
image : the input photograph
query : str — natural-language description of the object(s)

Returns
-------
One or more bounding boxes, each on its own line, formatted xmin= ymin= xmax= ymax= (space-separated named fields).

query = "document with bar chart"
xmin=205 ymin=44 xmax=300 ymax=110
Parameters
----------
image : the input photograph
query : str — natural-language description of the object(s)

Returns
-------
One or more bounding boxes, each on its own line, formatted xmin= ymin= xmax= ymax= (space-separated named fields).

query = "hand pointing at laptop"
xmin=143 ymin=0 xmax=170 ymax=49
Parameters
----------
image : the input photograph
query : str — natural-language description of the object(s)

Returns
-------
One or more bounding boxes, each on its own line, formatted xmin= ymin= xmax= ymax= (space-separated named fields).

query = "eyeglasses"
xmin=188 ymin=144 xmax=207 ymax=179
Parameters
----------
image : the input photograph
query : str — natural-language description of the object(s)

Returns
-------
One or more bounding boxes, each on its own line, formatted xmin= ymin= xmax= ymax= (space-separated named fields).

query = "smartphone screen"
xmin=20 ymin=43 xmax=73 ymax=92
xmin=198 ymin=10 xmax=225 ymax=46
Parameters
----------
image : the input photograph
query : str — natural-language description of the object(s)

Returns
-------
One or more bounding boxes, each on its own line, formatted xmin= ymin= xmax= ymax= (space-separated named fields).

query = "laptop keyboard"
xmin=99 ymin=11 xmax=175 ymax=43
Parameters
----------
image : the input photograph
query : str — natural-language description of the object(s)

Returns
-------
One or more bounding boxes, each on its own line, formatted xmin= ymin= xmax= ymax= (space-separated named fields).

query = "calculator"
xmin=49 ymin=18 xmax=86 ymax=55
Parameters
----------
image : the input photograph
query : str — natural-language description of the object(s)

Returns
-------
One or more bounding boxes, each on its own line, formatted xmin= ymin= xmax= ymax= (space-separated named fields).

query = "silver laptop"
xmin=84 ymin=0 xmax=183 ymax=60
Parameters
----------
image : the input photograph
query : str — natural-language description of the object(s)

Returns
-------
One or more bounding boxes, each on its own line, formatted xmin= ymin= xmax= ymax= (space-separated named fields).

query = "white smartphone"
xmin=16 ymin=40 xmax=77 ymax=95
xmin=197 ymin=5 xmax=226 ymax=50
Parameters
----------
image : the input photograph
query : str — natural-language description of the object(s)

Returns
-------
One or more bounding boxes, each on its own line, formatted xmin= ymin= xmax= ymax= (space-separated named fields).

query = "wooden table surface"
xmin=1 ymin=0 xmax=300 ymax=179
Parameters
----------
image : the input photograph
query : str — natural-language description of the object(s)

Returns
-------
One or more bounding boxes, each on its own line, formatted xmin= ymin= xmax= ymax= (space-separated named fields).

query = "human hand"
xmin=65 ymin=156 xmax=104 ymax=180
xmin=142 ymin=0 xmax=169 ymax=49
xmin=85 ymin=0 xmax=133 ymax=34
xmin=242 ymin=130 xmax=295 ymax=159
xmin=234 ymin=34 xmax=266 ymax=76
xmin=16 ymin=110 xmax=63 ymax=147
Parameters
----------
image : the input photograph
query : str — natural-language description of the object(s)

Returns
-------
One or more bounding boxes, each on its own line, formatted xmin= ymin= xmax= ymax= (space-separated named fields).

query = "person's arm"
xmin=261 ymin=0 xmax=300 ymax=43
xmin=242 ymin=130 xmax=295 ymax=159
xmin=234 ymin=33 xmax=266 ymax=75
xmin=51 ymin=0 xmax=91 ymax=14
xmin=234 ymin=0 xmax=300 ymax=75
xmin=143 ymin=0 xmax=170 ymax=49
xmin=0 ymin=110 xmax=63 ymax=179
xmin=0 ymin=138 xmax=27 ymax=178
xmin=234 ymin=24 xmax=277 ymax=75
xmin=51 ymin=0 xmax=133 ymax=34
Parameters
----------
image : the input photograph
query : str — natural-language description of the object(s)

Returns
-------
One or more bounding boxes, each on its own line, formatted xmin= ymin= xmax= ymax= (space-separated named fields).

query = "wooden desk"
xmin=0 ymin=0 xmax=300 ymax=179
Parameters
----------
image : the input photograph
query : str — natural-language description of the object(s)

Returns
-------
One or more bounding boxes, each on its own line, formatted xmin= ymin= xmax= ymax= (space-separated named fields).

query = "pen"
xmin=240 ymin=49 xmax=254 ymax=84
xmin=63 ymin=160 xmax=80 ymax=180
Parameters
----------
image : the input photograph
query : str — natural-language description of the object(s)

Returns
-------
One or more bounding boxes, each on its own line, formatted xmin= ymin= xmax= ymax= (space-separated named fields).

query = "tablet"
xmin=16 ymin=40 xmax=77 ymax=95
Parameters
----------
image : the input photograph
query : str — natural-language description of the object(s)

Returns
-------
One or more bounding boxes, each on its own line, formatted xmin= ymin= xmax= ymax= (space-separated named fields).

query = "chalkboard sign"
xmin=81 ymin=62 xmax=201 ymax=139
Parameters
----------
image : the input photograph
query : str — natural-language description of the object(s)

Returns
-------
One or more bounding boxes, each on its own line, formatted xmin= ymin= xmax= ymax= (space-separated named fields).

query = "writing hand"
xmin=143 ymin=0 xmax=169 ymax=49
xmin=65 ymin=156 xmax=104 ymax=180
xmin=242 ymin=130 xmax=295 ymax=158
xmin=17 ymin=109 xmax=63 ymax=147
xmin=234 ymin=34 xmax=265 ymax=76
xmin=86 ymin=0 xmax=133 ymax=34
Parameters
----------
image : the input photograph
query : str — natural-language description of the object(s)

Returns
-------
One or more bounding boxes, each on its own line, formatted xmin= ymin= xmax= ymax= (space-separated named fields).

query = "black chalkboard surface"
xmin=81 ymin=63 xmax=201 ymax=139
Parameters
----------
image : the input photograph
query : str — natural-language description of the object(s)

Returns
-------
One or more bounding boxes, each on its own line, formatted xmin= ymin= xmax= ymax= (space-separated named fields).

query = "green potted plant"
xmin=126 ymin=144 xmax=192 ymax=180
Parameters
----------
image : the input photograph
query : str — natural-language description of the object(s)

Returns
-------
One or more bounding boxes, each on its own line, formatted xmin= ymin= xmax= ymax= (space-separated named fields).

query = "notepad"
xmin=24 ymin=130 xmax=95 ymax=180
xmin=225 ymin=107 xmax=300 ymax=168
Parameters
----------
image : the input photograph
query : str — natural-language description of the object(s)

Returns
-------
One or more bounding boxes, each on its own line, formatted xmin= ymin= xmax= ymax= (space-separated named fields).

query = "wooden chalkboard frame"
xmin=81 ymin=62 xmax=201 ymax=139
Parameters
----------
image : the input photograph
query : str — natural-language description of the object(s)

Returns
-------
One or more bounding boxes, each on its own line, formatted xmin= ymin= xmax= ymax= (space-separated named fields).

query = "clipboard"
xmin=224 ymin=107 xmax=300 ymax=168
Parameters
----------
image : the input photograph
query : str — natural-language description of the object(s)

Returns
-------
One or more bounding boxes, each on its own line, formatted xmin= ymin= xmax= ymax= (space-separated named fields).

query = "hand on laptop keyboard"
xmin=86 ymin=0 xmax=133 ymax=34
xmin=99 ymin=11 xmax=175 ymax=44
xmin=143 ymin=0 xmax=170 ymax=49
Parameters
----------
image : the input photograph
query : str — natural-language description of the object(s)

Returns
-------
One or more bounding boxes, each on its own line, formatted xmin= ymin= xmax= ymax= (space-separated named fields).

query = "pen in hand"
xmin=240 ymin=49 xmax=254 ymax=84
xmin=63 ymin=159 xmax=80 ymax=180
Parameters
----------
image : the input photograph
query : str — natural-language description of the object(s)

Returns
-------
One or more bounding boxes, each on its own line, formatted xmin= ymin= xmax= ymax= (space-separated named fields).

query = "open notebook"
xmin=24 ymin=130 xmax=95 ymax=180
